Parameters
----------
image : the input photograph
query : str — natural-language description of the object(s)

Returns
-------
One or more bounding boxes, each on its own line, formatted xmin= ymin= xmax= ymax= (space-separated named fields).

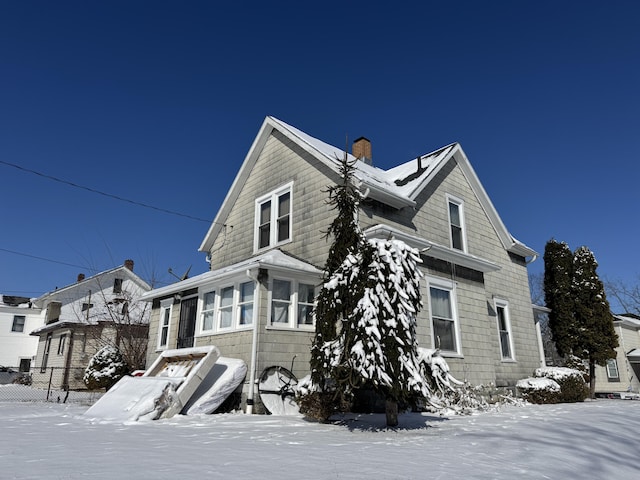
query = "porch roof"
xmin=626 ymin=349 xmax=640 ymax=363
xmin=139 ymin=249 xmax=322 ymax=302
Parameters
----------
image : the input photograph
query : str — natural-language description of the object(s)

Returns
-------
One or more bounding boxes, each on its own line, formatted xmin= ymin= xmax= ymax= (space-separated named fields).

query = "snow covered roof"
xmin=140 ymin=249 xmax=322 ymax=301
xmin=199 ymin=116 xmax=537 ymax=259
xmin=34 ymin=264 xmax=151 ymax=307
xmin=613 ymin=314 xmax=640 ymax=329
xmin=626 ymin=349 xmax=640 ymax=361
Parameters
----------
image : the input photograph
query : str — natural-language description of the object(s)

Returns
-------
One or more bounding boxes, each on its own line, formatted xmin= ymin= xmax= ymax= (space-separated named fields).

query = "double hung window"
xmin=270 ymin=278 xmax=316 ymax=328
xmin=428 ymin=278 xmax=460 ymax=355
xmin=158 ymin=300 xmax=172 ymax=349
xmin=495 ymin=299 xmax=514 ymax=360
xmin=12 ymin=315 xmax=25 ymax=333
xmin=606 ymin=359 xmax=620 ymax=381
xmin=255 ymin=184 xmax=292 ymax=251
xmin=447 ymin=195 xmax=466 ymax=252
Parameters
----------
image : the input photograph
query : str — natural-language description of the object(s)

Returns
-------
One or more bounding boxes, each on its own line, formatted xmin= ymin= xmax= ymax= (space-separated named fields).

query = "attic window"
xmin=46 ymin=302 xmax=62 ymax=324
xmin=447 ymin=195 xmax=467 ymax=252
xmin=113 ymin=278 xmax=123 ymax=294
xmin=254 ymin=183 xmax=293 ymax=251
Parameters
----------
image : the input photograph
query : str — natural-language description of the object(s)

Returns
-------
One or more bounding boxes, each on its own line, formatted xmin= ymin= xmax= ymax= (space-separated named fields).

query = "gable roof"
xmin=199 ymin=116 xmax=536 ymax=259
xmin=33 ymin=264 xmax=151 ymax=307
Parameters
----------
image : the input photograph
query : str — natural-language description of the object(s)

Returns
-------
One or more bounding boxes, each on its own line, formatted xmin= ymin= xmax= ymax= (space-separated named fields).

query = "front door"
xmin=177 ymin=296 xmax=197 ymax=349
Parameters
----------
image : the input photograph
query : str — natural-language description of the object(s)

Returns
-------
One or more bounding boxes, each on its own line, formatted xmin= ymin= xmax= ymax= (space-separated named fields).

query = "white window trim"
xmin=157 ymin=299 xmax=173 ymax=350
xmin=267 ymin=276 xmax=316 ymax=331
xmin=195 ymin=280 xmax=256 ymax=336
xmin=446 ymin=194 xmax=467 ymax=253
xmin=494 ymin=298 xmax=516 ymax=362
xmin=606 ymin=359 xmax=620 ymax=381
xmin=254 ymin=182 xmax=293 ymax=252
xmin=427 ymin=276 xmax=462 ymax=357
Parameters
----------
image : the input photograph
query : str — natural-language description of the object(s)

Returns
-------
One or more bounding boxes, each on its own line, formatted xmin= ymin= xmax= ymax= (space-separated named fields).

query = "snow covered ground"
xmin=1 ymin=395 xmax=638 ymax=479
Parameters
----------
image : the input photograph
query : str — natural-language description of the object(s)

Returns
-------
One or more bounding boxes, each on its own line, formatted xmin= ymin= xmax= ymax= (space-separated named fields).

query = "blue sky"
xmin=1 ymin=1 xmax=638 ymax=308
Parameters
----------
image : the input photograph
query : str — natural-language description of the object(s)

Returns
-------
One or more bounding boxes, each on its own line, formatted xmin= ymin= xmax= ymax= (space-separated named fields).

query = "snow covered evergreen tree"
xmin=571 ymin=246 xmax=618 ymax=398
xmin=307 ymin=152 xmax=430 ymax=426
xmin=543 ymin=239 xmax=576 ymax=357
xmin=318 ymin=237 xmax=429 ymax=425
xmin=83 ymin=345 xmax=129 ymax=391
xmin=310 ymin=153 xmax=367 ymax=391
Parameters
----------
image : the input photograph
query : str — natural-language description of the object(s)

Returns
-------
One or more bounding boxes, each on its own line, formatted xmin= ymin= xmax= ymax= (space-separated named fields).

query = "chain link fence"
xmin=0 ymin=366 xmax=103 ymax=405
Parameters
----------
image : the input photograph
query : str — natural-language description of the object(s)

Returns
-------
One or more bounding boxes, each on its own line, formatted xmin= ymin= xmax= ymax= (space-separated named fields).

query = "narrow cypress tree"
xmin=543 ymin=240 xmax=576 ymax=357
xmin=572 ymin=246 xmax=618 ymax=398
xmin=310 ymin=153 xmax=367 ymax=388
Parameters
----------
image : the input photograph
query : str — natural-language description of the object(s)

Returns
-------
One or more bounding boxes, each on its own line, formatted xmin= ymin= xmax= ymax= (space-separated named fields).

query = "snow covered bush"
xmin=517 ymin=366 xmax=588 ymax=404
xmin=517 ymin=377 xmax=562 ymax=404
xmin=534 ymin=367 xmax=589 ymax=403
xmin=83 ymin=345 xmax=129 ymax=391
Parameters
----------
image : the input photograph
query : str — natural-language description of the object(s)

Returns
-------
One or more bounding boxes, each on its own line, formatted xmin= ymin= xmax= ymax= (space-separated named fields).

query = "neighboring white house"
xmin=595 ymin=314 xmax=640 ymax=395
xmin=0 ymin=295 xmax=43 ymax=371
xmin=30 ymin=260 xmax=152 ymax=390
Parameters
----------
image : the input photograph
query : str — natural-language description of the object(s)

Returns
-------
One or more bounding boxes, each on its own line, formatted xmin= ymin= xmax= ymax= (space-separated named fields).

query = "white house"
xmin=0 ymin=295 xmax=43 ymax=371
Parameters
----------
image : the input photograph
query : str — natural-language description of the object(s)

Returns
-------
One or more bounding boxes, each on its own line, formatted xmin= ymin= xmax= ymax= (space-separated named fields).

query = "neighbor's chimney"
xmin=124 ymin=259 xmax=134 ymax=271
xmin=77 ymin=273 xmax=85 ymax=282
xmin=352 ymin=137 xmax=372 ymax=165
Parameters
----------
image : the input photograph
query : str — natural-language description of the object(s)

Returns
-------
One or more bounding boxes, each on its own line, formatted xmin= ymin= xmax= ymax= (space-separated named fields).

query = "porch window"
xmin=57 ymin=334 xmax=67 ymax=355
xmin=158 ymin=300 xmax=172 ymax=349
xmin=238 ymin=281 xmax=255 ymax=326
xmin=218 ymin=287 xmax=234 ymax=329
xmin=40 ymin=333 xmax=52 ymax=372
xmin=270 ymin=278 xmax=316 ymax=328
xmin=201 ymin=290 xmax=216 ymax=332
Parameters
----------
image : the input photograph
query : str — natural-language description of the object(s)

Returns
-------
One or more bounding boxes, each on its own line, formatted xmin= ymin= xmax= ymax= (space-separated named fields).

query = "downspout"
xmin=245 ymin=268 xmax=261 ymax=414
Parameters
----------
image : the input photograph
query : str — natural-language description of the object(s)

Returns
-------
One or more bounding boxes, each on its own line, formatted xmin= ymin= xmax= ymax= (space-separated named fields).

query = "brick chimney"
xmin=77 ymin=273 xmax=85 ymax=282
xmin=124 ymin=259 xmax=134 ymax=271
xmin=352 ymin=137 xmax=372 ymax=165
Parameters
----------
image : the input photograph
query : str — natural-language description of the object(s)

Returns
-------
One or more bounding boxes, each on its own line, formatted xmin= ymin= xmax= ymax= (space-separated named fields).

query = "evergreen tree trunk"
xmin=589 ymin=360 xmax=596 ymax=399
xmin=385 ymin=399 xmax=398 ymax=427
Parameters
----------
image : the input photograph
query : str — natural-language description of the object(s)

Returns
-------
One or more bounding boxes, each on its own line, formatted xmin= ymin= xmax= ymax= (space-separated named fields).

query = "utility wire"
xmin=0 ymin=159 xmax=213 ymax=223
xmin=0 ymin=247 xmax=91 ymax=271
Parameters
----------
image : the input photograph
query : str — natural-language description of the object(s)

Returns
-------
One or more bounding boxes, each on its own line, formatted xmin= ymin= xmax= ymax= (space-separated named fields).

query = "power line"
xmin=0 ymin=247 xmax=90 ymax=271
xmin=0 ymin=159 xmax=212 ymax=223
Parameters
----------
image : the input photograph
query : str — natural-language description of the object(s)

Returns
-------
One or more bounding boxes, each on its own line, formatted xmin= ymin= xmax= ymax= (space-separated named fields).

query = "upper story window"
xmin=113 ymin=278 xmax=123 ymax=294
xmin=46 ymin=301 xmax=61 ymax=324
xmin=269 ymin=277 xmax=316 ymax=329
xmin=255 ymin=183 xmax=293 ymax=251
xmin=198 ymin=281 xmax=256 ymax=335
xmin=11 ymin=315 xmax=25 ymax=333
xmin=447 ymin=195 xmax=467 ymax=252
xmin=428 ymin=277 xmax=461 ymax=356
xmin=606 ymin=359 xmax=620 ymax=381
xmin=157 ymin=299 xmax=173 ymax=349
xmin=495 ymin=299 xmax=515 ymax=361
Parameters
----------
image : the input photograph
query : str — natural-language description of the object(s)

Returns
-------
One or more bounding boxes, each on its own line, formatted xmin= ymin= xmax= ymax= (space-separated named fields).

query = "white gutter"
xmin=245 ymin=268 xmax=261 ymax=414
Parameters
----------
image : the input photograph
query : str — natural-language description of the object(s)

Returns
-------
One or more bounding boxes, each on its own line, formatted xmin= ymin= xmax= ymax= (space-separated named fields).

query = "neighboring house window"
xmin=113 ymin=278 xmax=123 ymax=294
xmin=57 ymin=334 xmax=67 ymax=355
xmin=447 ymin=195 xmax=466 ymax=252
xmin=606 ymin=359 xmax=620 ymax=382
xmin=41 ymin=333 xmax=52 ymax=372
xmin=46 ymin=301 xmax=61 ymax=324
xmin=82 ymin=303 xmax=93 ymax=312
xmin=12 ymin=315 xmax=25 ymax=332
xmin=201 ymin=290 xmax=216 ymax=332
xmin=158 ymin=300 xmax=172 ymax=349
xmin=495 ymin=299 xmax=514 ymax=360
xmin=19 ymin=358 xmax=31 ymax=372
xmin=255 ymin=183 xmax=293 ymax=251
xmin=428 ymin=278 xmax=460 ymax=355
xmin=269 ymin=278 xmax=316 ymax=328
